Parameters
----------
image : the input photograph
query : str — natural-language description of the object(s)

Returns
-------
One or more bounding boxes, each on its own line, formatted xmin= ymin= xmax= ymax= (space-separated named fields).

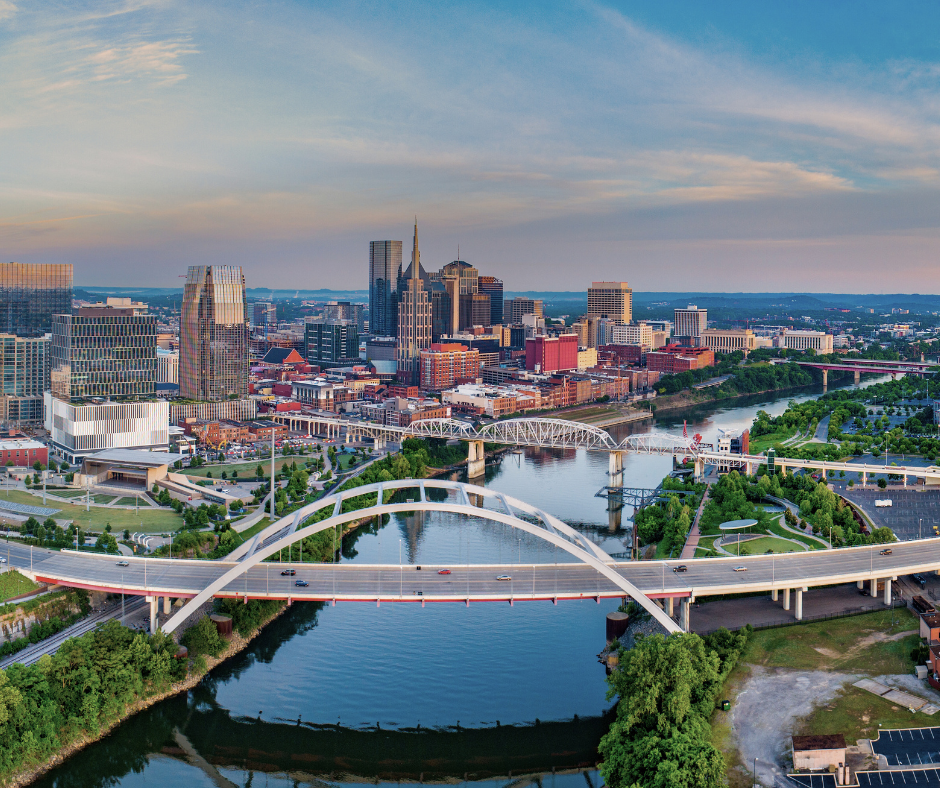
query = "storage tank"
xmin=606 ymin=611 xmax=629 ymax=643
xmin=209 ymin=614 xmax=233 ymax=639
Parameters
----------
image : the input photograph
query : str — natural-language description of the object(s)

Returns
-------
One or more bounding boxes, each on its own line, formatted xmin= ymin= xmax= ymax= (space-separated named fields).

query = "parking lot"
xmin=840 ymin=487 xmax=940 ymax=540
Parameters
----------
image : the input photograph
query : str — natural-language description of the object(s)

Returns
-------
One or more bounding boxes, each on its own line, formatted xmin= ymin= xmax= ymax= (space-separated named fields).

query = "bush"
xmin=181 ymin=615 xmax=225 ymax=658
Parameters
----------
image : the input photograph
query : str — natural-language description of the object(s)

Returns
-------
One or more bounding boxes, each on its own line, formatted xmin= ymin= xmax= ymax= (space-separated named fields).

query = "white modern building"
xmin=45 ymin=393 xmax=170 ymax=463
xmin=610 ymin=322 xmax=653 ymax=347
xmin=673 ymin=306 xmax=707 ymax=340
xmin=780 ymin=330 xmax=834 ymax=353
xmin=700 ymin=328 xmax=757 ymax=353
xmin=157 ymin=348 xmax=179 ymax=384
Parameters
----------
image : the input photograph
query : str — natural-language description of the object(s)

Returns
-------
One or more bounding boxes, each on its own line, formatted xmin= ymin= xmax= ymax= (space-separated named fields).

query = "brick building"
xmin=646 ymin=344 xmax=714 ymax=374
xmin=420 ymin=343 xmax=481 ymax=391
xmin=525 ymin=334 xmax=578 ymax=373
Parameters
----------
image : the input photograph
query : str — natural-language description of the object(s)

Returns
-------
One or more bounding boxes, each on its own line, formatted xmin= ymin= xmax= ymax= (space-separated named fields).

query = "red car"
xmin=438 ymin=569 xmax=451 ymax=575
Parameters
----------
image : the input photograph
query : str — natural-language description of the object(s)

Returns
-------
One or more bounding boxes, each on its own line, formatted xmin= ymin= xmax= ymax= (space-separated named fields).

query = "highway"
xmin=18 ymin=536 xmax=939 ymax=607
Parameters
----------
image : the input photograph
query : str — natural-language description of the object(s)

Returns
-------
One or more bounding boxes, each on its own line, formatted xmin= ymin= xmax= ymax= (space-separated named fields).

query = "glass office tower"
xmin=179 ymin=266 xmax=248 ymax=401
xmin=0 ymin=262 xmax=72 ymax=336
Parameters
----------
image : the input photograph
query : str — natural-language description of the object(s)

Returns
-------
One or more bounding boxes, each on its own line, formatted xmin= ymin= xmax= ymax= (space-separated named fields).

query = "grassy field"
xmin=744 ymin=608 xmax=919 ymax=674
xmin=0 ymin=570 xmax=40 ymax=601
xmin=694 ymin=535 xmax=720 ymax=557
xmin=734 ymin=535 xmax=807 ymax=555
xmin=2 ymin=490 xmax=183 ymax=534
xmin=749 ymin=426 xmax=799 ymax=454
xmin=767 ymin=517 xmax=828 ymax=550
xmin=114 ymin=497 xmax=141 ymax=506
xmin=798 ymin=684 xmax=938 ymax=745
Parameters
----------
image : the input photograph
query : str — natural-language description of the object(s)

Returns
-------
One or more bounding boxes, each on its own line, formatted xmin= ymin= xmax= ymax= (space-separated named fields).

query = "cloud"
xmin=0 ymin=1 xmax=16 ymax=22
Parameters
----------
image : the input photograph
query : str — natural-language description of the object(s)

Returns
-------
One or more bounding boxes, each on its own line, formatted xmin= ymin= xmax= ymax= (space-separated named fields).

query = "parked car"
xmin=281 ymin=569 xmax=296 ymax=576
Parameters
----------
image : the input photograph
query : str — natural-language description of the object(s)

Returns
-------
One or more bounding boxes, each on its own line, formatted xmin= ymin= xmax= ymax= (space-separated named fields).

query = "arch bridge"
xmin=161 ymin=479 xmax=682 ymax=635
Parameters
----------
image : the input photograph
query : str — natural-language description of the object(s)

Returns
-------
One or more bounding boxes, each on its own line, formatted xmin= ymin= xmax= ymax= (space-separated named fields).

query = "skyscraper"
xmin=478 ymin=275 xmax=503 ymax=324
xmin=674 ymin=305 xmax=707 ymax=341
xmin=587 ymin=282 xmax=632 ymax=324
xmin=0 ymin=262 xmax=73 ymax=336
xmin=369 ymin=240 xmax=403 ymax=337
xmin=396 ymin=222 xmax=432 ymax=385
xmin=0 ymin=334 xmax=50 ymax=424
xmin=180 ymin=265 xmax=248 ymax=401
xmin=50 ymin=298 xmax=157 ymax=400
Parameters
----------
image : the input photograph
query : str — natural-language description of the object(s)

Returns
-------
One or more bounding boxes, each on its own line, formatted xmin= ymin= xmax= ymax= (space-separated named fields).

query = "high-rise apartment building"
xmin=50 ymin=298 xmax=157 ymax=401
xmin=0 ymin=262 xmax=73 ymax=336
xmin=587 ymin=282 xmax=632 ymax=325
xmin=369 ymin=240 xmax=403 ymax=337
xmin=0 ymin=334 xmax=49 ymax=424
xmin=506 ymin=298 xmax=543 ymax=324
xmin=179 ymin=266 xmax=249 ymax=401
xmin=419 ymin=343 xmax=481 ymax=391
xmin=396 ymin=223 xmax=433 ymax=385
xmin=478 ymin=276 xmax=503 ymax=324
xmin=674 ymin=305 xmax=707 ymax=340
xmin=304 ymin=321 xmax=360 ymax=367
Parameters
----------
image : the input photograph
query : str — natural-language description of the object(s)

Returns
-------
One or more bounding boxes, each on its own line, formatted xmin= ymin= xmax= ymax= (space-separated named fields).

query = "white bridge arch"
xmin=161 ymin=479 xmax=682 ymax=635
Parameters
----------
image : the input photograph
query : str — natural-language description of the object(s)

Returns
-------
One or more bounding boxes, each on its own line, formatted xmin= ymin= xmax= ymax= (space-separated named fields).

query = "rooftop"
xmin=792 ymin=734 xmax=846 ymax=752
xmin=85 ymin=449 xmax=183 ymax=467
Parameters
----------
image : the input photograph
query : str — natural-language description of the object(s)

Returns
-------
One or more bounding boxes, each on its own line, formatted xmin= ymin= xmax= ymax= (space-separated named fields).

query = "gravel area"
xmin=732 ymin=666 xmax=858 ymax=786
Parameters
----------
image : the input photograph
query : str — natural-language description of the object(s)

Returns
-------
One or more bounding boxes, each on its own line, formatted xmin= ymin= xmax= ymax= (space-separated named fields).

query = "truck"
xmin=875 ymin=499 xmax=893 ymax=507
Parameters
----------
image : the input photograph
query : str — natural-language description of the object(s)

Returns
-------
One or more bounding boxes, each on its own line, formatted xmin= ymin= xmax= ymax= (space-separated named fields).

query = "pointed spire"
xmin=411 ymin=217 xmax=420 ymax=279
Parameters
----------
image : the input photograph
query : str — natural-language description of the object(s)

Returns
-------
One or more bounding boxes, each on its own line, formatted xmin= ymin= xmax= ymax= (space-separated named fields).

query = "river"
xmin=33 ymin=376 xmax=887 ymax=788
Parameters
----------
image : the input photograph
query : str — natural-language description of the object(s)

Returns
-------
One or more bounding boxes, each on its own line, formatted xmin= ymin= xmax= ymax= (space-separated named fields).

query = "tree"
xmin=47 ymin=460 xmax=57 ymax=472
xmin=32 ymin=461 xmax=41 ymax=472
xmin=105 ymin=523 xmax=112 ymax=533
xmin=123 ymin=529 xmax=130 ymax=541
xmin=877 ymin=478 xmax=888 ymax=489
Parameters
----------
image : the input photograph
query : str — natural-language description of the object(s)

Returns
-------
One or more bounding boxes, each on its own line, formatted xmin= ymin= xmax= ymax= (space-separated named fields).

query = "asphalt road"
xmin=17 ymin=535 xmax=940 ymax=603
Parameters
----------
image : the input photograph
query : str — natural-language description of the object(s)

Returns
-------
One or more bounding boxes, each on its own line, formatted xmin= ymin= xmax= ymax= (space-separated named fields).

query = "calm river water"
xmin=33 ymin=377 xmax=886 ymax=788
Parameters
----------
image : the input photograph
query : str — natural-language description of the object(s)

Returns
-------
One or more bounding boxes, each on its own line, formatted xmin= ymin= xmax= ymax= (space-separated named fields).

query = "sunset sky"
xmin=3 ymin=1 xmax=940 ymax=291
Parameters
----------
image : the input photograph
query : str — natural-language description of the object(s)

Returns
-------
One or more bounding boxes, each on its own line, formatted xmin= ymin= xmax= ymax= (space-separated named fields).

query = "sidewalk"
xmin=679 ymin=485 xmax=711 ymax=560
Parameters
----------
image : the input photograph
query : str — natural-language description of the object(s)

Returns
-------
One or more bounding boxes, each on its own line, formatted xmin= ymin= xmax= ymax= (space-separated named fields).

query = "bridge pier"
xmin=771 ymin=589 xmax=778 ymax=602
xmin=795 ymin=588 xmax=804 ymax=621
xmin=783 ymin=587 xmax=791 ymax=611
xmin=608 ymin=451 xmax=625 ymax=488
xmin=854 ymin=369 xmax=860 ymax=384
xmin=467 ymin=440 xmax=485 ymax=478
xmin=147 ymin=596 xmax=158 ymax=634
xmin=680 ymin=598 xmax=690 ymax=631
xmin=884 ymin=578 xmax=893 ymax=605
xmin=821 ymin=369 xmax=828 ymax=388
xmin=163 ymin=595 xmax=171 ymax=614
xmin=666 ymin=596 xmax=674 ymax=617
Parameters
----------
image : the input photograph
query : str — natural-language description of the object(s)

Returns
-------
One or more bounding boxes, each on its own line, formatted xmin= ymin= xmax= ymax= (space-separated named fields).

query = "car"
xmin=496 ymin=575 xmax=511 ymax=581
xmin=116 ymin=561 xmax=129 ymax=567
xmin=0 ymin=558 xmax=6 ymax=564
xmin=413 ymin=590 xmax=423 ymax=596
xmin=295 ymin=580 xmax=309 ymax=587
xmin=880 ymin=548 xmax=893 ymax=556
xmin=438 ymin=569 xmax=451 ymax=575
xmin=733 ymin=566 xmax=747 ymax=572
xmin=673 ymin=565 xmax=687 ymax=573
xmin=281 ymin=569 xmax=296 ymax=576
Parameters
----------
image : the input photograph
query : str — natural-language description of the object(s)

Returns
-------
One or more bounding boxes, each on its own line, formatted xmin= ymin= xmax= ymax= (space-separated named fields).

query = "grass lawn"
xmin=749 ymin=426 xmax=799 ymax=454
xmin=744 ymin=608 xmax=919 ymax=674
xmin=114 ymin=497 xmax=142 ymax=506
xmin=183 ymin=455 xmax=314 ymax=478
xmin=767 ymin=517 xmax=828 ymax=550
xmin=0 ymin=569 xmax=39 ymax=601
xmin=6 ymin=490 xmax=183 ymax=534
xmin=333 ymin=453 xmax=363 ymax=470
xmin=735 ymin=536 xmax=807 ymax=555
xmin=92 ymin=494 xmax=116 ymax=504
xmin=799 ymin=684 xmax=938 ymax=745
xmin=694 ymin=535 xmax=720 ymax=557
xmin=51 ymin=490 xmax=88 ymax=499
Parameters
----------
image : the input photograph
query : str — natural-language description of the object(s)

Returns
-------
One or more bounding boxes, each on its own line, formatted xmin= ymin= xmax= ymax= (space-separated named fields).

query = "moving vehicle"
xmin=281 ymin=569 xmax=296 ymax=576
xmin=879 ymin=548 xmax=893 ymax=556
xmin=295 ymin=580 xmax=309 ymax=587
xmin=673 ymin=565 xmax=688 ymax=573
xmin=116 ymin=561 xmax=129 ymax=567
xmin=496 ymin=575 xmax=511 ymax=581
xmin=438 ymin=569 xmax=451 ymax=575
xmin=733 ymin=566 xmax=747 ymax=572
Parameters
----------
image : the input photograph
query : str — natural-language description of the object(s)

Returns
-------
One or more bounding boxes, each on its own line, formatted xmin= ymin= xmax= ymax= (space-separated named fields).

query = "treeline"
xmin=599 ymin=627 xmax=751 ymax=788
xmin=0 ymin=619 xmax=188 ymax=780
xmin=0 ymin=589 xmax=90 ymax=659
xmin=656 ymin=360 xmax=813 ymax=397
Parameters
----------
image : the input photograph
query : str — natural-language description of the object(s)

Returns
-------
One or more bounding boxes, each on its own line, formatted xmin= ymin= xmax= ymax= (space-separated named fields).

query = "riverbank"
xmin=651 ymin=381 xmax=825 ymax=414
xmin=6 ymin=604 xmax=287 ymax=788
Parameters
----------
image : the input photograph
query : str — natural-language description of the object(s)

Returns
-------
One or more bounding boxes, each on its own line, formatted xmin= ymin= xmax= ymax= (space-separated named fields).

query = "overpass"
xmin=771 ymin=357 xmax=936 ymax=386
xmin=19 ymin=474 xmax=940 ymax=638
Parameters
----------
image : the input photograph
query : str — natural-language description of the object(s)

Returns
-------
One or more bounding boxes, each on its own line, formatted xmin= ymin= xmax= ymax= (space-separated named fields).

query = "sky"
xmin=3 ymin=1 xmax=940 ymax=292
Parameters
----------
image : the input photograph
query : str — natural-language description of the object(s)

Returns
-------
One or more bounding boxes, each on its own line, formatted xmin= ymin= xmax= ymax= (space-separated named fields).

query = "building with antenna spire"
xmin=396 ymin=220 xmax=433 ymax=385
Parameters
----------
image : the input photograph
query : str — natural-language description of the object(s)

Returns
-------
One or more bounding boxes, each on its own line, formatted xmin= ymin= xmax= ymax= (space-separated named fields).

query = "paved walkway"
xmin=679 ymin=485 xmax=711 ymax=559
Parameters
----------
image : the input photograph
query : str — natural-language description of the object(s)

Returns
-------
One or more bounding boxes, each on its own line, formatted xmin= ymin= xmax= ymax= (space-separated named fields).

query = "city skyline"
xmin=5 ymin=2 xmax=940 ymax=292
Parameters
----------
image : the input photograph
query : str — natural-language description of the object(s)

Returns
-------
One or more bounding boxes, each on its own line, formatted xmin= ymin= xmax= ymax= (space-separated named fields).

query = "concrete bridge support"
xmin=771 ymin=588 xmax=778 ymax=602
xmin=884 ymin=578 xmax=892 ymax=605
xmin=783 ymin=587 xmax=791 ymax=611
xmin=163 ymin=596 xmax=171 ymax=614
xmin=467 ymin=440 xmax=485 ymax=478
xmin=680 ymin=598 xmax=690 ymax=631
xmin=666 ymin=596 xmax=674 ymax=617
xmin=795 ymin=588 xmax=804 ymax=621
xmin=609 ymin=451 xmax=625 ymax=488
xmin=821 ymin=369 xmax=828 ymax=388
xmin=854 ymin=369 xmax=861 ymax=384
xmin=147 ymin=596 xmax=158 ymax=634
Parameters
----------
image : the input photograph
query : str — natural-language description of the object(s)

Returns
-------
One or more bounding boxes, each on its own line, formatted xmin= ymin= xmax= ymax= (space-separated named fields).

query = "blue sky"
xmin=2 ymin=0 xmax=940 ymax=291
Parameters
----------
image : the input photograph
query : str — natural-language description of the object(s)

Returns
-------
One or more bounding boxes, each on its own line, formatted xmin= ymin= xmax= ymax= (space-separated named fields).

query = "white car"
xmin=875 ymin=499 xmax=893 ymax=507
xmin=733 ymin=566 xmax=747 ymax=572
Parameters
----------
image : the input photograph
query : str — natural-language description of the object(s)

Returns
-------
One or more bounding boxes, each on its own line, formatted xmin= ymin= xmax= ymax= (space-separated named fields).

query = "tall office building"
xmin=50 ymin=298 xmax=157 ymax=401
xmin=587 ymin=282 xmax=632 ymax=325
xmin=674 ymin=305 xmax=707 ymax=340
xmin=324 ymin=301 xmax=365 ymax=331
xmin=179 ymin=265 xmax=249 ymax=401
xmin=505 ymin=298 xmax=543 ymax=324
xmin=0 ymin=334 xmax=50 ymax=424
xmin=459 ymin=293 xmax=491 ymax=330
xmin=396 ymin=222 xmax=432 ymax=385
xmin=0 ymin=262 xmax=73 ymax=336
xmin=304 ymin=321 xmax=360 ymax=367
xmin=252 ymin=301 xmax=277 ymax=331
xmin=439 ymin=260 xmax=478 ymax=294
xmin=369 ymin=240 xmax=403 ymax=337
xmin=478 ymin=276 xmax=503 ymax=324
